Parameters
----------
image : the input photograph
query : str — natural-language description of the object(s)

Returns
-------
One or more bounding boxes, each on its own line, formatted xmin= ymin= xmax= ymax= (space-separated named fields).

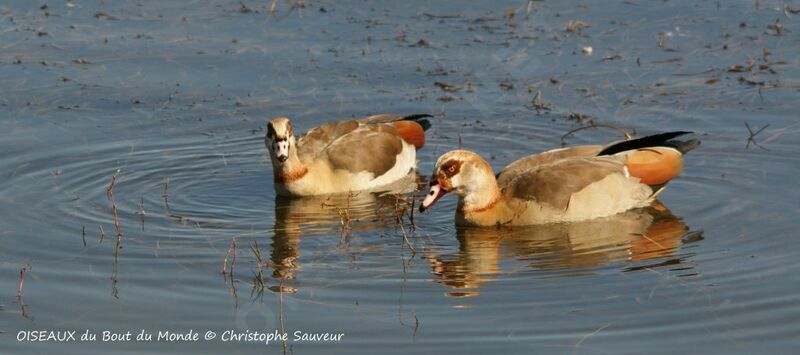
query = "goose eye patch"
xmin=441 ymin=160 xmax=461 ymax=177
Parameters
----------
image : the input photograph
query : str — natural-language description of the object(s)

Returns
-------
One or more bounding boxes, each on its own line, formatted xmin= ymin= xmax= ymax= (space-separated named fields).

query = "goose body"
xmin=265 ymin=114 xmax=431 ymax=196
xmin=419 ymin=132 xmax=699 ymax=226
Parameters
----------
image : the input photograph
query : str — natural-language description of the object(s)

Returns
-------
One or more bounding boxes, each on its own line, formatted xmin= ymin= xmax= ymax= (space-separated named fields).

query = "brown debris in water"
xmin=565 ymin=19 xmax=590 ymax=34
xmin=768 ymin=18 xmax=784 ymax=36
xmin=728 ymin=59 xmax=756 ymax=73
xmin=529 ymin=89 xmax=552 ymax=113
xmin=498 ymin=79 xmax=515 ymax=90
xmin=433 ymin=81 xmax=462 ymax=92
xmin=93 ymin=11 xmax=118 ymax=20
xmin=411 ymin=39 xmax=431 ymax=48
xmin=601 ymin=54 xmax=623 ymax=62
xmin=238 ymin=2 xmax=254 ymax=13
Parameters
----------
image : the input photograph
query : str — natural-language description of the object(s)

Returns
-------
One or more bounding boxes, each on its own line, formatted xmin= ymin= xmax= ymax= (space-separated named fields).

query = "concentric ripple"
xmin=2 ymin=0 xmax=800 ymax=353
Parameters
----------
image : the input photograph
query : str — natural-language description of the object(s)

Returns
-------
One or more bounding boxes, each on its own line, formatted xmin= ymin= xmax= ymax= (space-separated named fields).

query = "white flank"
xmin=278 ymin=141 xmax=417 ymax=196
xmin=359 ymin=141 xmax=417 ymax=189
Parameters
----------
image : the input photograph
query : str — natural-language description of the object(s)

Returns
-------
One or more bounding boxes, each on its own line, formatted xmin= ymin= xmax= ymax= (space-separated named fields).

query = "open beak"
xmin=419 ymin=181 xmax=447 ymax=212
xmin=277 ymin=154 xmax=288 ymax=162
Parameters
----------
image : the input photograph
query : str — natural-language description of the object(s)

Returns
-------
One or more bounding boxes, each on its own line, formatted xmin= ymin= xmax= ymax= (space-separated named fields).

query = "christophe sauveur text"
xmin=17 ymin=329 xmax=345 ymax=345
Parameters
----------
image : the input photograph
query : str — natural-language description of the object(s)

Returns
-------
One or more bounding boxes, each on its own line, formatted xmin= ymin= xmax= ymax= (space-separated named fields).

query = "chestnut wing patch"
xmin=325 ymin=130 xmax=403 ymax=177
xmin=505 ymin=157 xmax=624 ymax=210
xmin=624 ymin=147 xmax=683 ymax=186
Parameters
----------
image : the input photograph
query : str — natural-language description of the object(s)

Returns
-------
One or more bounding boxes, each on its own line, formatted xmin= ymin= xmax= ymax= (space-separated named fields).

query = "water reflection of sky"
xmin=1 ymin=0 xmax=800 ymax=353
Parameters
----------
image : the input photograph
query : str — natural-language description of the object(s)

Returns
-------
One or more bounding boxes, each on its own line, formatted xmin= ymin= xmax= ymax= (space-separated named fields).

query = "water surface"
xmin=2 ymin=0 xmax=800 ymax=353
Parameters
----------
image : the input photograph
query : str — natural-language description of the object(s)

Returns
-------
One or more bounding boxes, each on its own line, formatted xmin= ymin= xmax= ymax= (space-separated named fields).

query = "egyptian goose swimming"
xmin=265 ymin=114 xmax=431 ymax=196
xmin=419 ymin=132 xmax=700 ymax=226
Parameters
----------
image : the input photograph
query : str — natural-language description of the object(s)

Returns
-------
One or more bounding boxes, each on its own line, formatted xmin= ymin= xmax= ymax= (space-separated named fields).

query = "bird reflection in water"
xmin=270 ymin=190 xmax=416 ymax=285
xmin=426 ymin=202 xmax=701 ymax=297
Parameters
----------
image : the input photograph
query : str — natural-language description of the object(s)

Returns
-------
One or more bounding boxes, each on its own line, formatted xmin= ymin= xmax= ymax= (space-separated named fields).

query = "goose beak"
xmin=275 ymin=139 xmax=290 ymax=163
xmin=419 ymin=182 xmax=446 ymax=212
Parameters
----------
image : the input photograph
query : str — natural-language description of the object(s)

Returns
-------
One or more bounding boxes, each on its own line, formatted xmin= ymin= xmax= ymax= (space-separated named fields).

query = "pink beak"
xmin=419 ymin=182 xmax=446 ymax=212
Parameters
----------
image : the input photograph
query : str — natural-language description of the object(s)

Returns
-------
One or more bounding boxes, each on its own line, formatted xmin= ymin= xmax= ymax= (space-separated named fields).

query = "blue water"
xmin=2 ymin=0 xmax=799 ymax=353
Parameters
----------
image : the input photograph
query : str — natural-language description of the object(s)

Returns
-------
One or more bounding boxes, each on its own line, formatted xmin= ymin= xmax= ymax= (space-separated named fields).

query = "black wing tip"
xmin=403 ymin=114 xmax=433 ymax=131
xmin=646 ymin=131 xmax=694 ymax=141
xmin=665 ymin=138 xmax=701 ymax=154
xmin=598 ymin=131 xmax=696 ymax=156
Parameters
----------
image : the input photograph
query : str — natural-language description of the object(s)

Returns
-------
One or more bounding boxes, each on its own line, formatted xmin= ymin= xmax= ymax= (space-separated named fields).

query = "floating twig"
xmin=395 ymin=195 xmax=416 ymax=252
xmin=248 ymin=241 xmax=267 ymax=300
xmin=17 ymin=263 xmax=31 ymax=299
xmin=250 ymin=240 xmax=265 ymax=268
xmin=17 ymin=262 xmax=31 ymax=319
xmin=106 ymin=169 xmax=123 ymax=239
xmin=231 ymin=238 xmax=237 ymax=277
xmin=111 ymin=232 xmax=121 ymax=299
xmin=106 ymin=169 xmax=123 ymax=299
xmin=399 ymin=214 xmax=414 ymax=252
xmin=225 ymin=270 xmax=239 ymax=310
xmin=336 ymin=191 xmax=354 ymax=245
xmin=560 ymin=124 xmax=632 ymax=147
xmin=530 ymin=89 xmax=552 ymax=113
xmin=222 ymin=245 xmax=231 ymax=275
xmin=82 ymin=225 xmax=86 ymax=247
xmin=139 ymin=197 xmax=145 ymax=231
xmin=745 ymin=121 xmax=769 ymax=150
xmin=162 ymin=176 xmax=171 ymax=214
xmin=574 ymin=323 xmax=612 ymax=351
xmin=269 ymin=0 xmax=278 ymax=15
xmin=222 ymin=238 xmax=238 ymax=275
xmin=106 ymin=169 xmax=119 ymax=198
xmin=279 ymin=276 xmax=287 ymax=355
xmin=408 ymin=192 xmax=417 ymax=231
xmin=251 ymin=270 xmax=266 ymax=300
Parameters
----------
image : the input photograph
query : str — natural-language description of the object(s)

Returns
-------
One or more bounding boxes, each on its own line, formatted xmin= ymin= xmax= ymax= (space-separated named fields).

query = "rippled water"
xmin=2 ymin=0 xmax=800 ymax=353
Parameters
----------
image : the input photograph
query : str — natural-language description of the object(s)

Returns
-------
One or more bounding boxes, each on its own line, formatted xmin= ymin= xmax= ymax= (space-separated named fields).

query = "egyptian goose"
xmin=265 ymin=114 xmax=431 ymax=196
xmin=419 ymin=131 xmax=700 ymax=226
